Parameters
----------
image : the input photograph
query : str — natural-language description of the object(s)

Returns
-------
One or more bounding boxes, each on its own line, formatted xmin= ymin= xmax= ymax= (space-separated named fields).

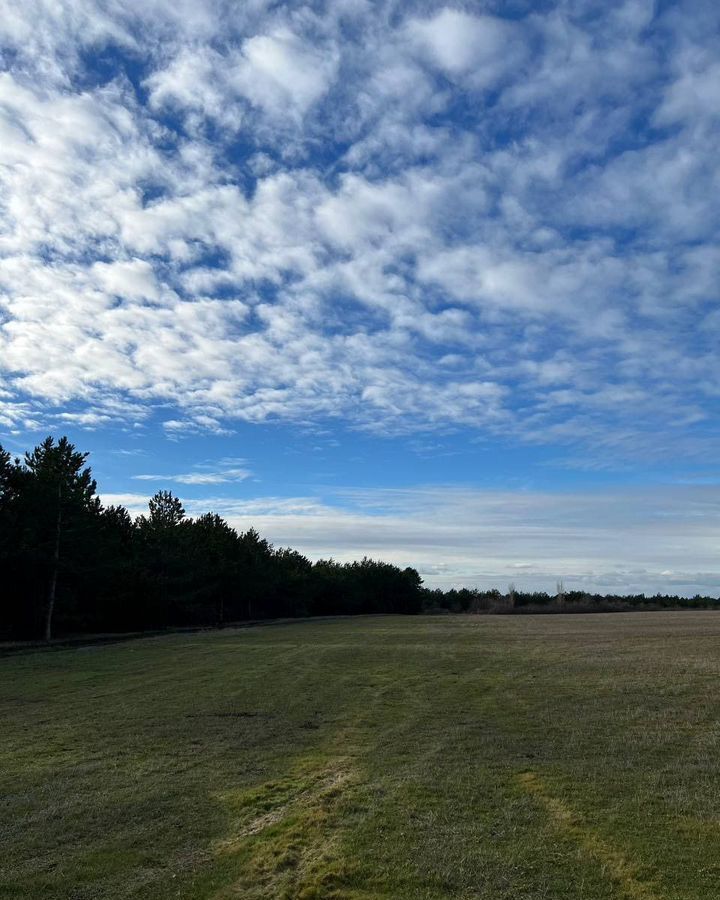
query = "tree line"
xmin=422 ymin=586 xmax=720 ymax=615
xmin=2 ymin=436 xmax=718 ymax=641
xmin=0 ymin=437 xmax=423 ymax=640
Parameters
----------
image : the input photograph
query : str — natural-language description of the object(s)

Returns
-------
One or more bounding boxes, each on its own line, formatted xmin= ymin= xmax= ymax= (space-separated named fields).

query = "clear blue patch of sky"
xmin=18 ymin=412 xmax=700 ymax=510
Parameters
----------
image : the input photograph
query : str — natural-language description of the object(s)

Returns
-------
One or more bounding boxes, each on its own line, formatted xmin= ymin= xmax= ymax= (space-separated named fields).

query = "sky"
xmin=1 ymin=0 xmax=719 ymax=595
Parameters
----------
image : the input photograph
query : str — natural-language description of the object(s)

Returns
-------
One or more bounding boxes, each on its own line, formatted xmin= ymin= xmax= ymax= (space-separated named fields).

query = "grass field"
xmin=2 ymin=613 xmax=720 ymax=899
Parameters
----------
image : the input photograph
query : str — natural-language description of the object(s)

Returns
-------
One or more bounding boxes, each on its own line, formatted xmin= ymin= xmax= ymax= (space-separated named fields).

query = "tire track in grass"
xmin=214 ymin=761 xmax=353 ymax=849
xmin=210 ymin=755 xmax=364 ymax=898
xmin=206 ymin=676 xmax=417 ymax=898
xmin=518 ymin=772 xmax=661 ymax=900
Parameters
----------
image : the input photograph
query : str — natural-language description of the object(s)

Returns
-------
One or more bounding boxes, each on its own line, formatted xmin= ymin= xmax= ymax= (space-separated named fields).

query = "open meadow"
xmin=2 ymin=613 xmax=720 ymax=899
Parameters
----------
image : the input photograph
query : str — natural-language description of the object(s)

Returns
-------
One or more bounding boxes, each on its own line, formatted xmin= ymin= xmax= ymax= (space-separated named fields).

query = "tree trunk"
xmin=44 ymin=483 xmax=62 ymax=642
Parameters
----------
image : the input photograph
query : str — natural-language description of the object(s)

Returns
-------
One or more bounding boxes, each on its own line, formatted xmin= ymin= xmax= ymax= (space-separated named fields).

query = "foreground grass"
xmin=2 ymin=613 xmax=720 ymax=899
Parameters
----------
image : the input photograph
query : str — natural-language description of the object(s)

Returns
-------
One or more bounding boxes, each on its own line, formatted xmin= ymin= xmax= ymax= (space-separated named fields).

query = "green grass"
xmin=3 ymin=613 xmax=720 ymax=899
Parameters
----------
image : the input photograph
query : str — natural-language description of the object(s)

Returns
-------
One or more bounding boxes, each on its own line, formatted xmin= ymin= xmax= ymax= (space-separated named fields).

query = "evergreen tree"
xmin=136 ymin=491 xmax=188 ymax=625
xmin=22 ymin=437 xmax=99 ymax=640
xmin=186 ymin=513 xmax=241 ymax=625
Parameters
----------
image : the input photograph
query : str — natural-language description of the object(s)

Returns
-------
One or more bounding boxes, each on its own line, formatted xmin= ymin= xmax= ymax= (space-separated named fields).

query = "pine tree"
xmin=23 ymin=437 xmax=99 ymax=641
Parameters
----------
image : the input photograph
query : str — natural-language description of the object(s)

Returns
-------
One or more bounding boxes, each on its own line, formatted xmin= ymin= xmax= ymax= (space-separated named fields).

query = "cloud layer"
xmin=0 ymin=0 xmax=718 ymax=467
xmin=102 ymin=482 xmax=720 ymax=596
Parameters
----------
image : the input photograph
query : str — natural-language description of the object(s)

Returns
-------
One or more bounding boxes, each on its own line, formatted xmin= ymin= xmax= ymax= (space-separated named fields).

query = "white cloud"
xmin=654 ymin=57 xmax=720 ymax=127
xmin=145 ymin=45 xmax=246 ymax=131
xmin=133 ymin=467 xmax=251 ymax=484
xmin=233 ymin=27 xmax=338 ymax=118
xmin=406 ymin=9 xmax=525 ymax=85
xmin=92 ymin=259 xmax=161 ymax=302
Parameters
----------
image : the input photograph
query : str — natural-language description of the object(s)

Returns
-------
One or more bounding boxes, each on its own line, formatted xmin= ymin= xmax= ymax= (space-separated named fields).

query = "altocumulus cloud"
xmin=0 ymin=0 xmax=718 ymax=468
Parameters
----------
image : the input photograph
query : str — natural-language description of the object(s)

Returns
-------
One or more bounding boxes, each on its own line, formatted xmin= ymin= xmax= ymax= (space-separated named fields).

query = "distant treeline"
xmin=1 ymin=437 xmax=718 ymax=641
xmin=422 ymin=587 xmax=720 ymax=615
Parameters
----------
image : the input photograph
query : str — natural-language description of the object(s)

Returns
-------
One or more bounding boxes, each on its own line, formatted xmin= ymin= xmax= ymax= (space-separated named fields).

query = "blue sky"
xmin=1 ymin=0 xmax=719 ymax=594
